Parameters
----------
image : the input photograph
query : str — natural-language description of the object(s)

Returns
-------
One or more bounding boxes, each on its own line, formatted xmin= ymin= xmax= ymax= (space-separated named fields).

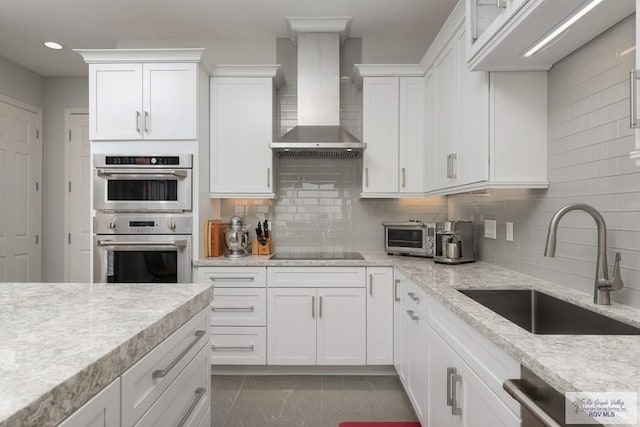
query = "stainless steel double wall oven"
xmin=93 ymin=155 xmax=193 ymax=283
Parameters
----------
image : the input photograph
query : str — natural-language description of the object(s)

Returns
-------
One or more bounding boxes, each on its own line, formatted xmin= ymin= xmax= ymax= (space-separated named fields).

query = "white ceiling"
xmin=0 ymin=0 xmax=457 ymax=77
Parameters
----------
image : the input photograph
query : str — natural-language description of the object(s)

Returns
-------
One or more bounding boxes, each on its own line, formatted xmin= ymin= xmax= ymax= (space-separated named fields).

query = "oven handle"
xmin=96 ymin=239 xmax=188 ymax=250
xmin=96 ymin=169 xmax=188 ymax=178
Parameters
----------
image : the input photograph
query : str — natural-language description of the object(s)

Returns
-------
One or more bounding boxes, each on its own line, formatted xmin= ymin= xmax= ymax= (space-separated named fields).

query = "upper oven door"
xmin=94 ymin=168 xmax=192 ymax=211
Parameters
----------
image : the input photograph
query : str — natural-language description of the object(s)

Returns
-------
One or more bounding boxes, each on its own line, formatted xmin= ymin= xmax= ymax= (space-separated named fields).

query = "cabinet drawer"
xmin=211 ymin=326 xmax=266 ymax=365
xmin=268 ymin=267 xmax=365 ymax=288
xmin=428 ymin=296 xmax=520 ymax=415
xmin=58 ymin=378 xmax=120 ymax=427
xmin=121 ymin=308 xmax=209 ymax=426
xmin=211 ymin=288 xmax=266 ymax=326
xmin=199 ymin=267 xmax=266 ymax=288
xmin=135 ymin=344 xmax=211 ymax=427
xmin=405 ymin=281 xmax=427 ymax=317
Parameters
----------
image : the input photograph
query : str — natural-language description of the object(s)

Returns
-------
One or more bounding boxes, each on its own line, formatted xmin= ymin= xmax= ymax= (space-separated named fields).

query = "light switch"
xmin=484 ymin=220 xmax=497 ymax=239
xmin=506 ymin=222 xmax=514 ymax=242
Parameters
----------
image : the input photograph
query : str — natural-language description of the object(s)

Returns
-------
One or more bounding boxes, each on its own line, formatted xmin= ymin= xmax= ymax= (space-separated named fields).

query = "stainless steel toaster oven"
xmin=383 ymin=220 xmax=436 ymax=258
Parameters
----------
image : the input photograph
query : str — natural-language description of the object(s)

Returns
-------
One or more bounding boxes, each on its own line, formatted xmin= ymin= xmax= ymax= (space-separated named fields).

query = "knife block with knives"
xmin=252 ymin=220 xmax=273 ymax=255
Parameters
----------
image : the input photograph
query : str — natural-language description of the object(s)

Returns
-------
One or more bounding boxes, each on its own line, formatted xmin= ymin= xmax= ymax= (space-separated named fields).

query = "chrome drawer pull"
xmin=211 ymin=345 xmax=255 ymax=351
xmin=406 ymin=310 xmax=419 ymax=321
xmin=451 ymin=372 xmax=462 ymax=416
xmin=394 ymin=279 xmax=400 ymax=302
xmin=211 ymin=306 xmax=255 ymax=312
xmin=446 ymin=367 xmax=455 ymax=407
xmin=177 ymin=387 xmax=206 ymax=427
xmin=208 ymin=276 xmax=255 ymax=281
xmin=152 ymin=330 xmax=205 ymax=379
xmin=407 ymin=292 xmax=420 ymax=303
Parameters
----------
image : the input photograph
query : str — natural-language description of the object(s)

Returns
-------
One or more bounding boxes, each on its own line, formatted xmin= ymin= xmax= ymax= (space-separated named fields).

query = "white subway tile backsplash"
xmin=450 ymin=16 xmax=640 ymax=308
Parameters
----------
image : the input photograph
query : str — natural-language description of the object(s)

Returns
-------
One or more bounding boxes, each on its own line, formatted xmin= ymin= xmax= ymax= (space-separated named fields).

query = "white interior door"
xmin=66 ymin=112 xmax=91 ymax=282
xmin=0 ymin=98 xmax=40 ymax=281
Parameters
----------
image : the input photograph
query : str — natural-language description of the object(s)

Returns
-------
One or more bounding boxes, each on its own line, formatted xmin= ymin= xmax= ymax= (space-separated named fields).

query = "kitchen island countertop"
xmin=196 ymin=253 xmax=640 ymax=425
xmin=0 ymin=282 xmax=213 ymax=427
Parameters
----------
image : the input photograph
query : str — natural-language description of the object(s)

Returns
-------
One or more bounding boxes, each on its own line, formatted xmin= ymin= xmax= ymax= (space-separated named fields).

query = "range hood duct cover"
xmin=271 ymin=18 xmax=365 ymax=160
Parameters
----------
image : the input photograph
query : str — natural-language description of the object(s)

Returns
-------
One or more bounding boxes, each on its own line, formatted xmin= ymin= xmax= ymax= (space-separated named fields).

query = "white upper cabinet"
xmin=630 ymin=2 xmax=640 ymax=165
xmin=424 ymin=9 xmax=548 ymax=195
xmin=357 ymin=67 xmax=426 ymax=198
xmin=465 ymin=0 xmax=634 ymax=71
xmin=209 ymin=66 xmax=282 ymax=198
xmin=78 ymin=49 xmax=205 ymax=141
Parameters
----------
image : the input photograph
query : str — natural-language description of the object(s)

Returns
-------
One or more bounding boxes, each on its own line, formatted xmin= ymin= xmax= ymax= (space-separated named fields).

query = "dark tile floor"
xmin=211 ymin=375 xmax=418 ymax=427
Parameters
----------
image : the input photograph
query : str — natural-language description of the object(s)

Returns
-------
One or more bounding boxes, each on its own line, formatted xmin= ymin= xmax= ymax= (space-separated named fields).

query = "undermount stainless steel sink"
xmin=458 ymin=289 xmax=640 ymax=335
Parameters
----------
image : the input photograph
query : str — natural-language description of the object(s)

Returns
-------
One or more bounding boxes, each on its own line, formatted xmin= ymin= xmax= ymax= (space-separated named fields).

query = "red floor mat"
xmin=339 ymin=423 xmax=421 ymax=427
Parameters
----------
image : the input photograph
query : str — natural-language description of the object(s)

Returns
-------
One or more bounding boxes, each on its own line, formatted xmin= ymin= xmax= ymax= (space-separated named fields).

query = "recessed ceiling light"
xmin=43 ymin=41 xmax=63 ymax=50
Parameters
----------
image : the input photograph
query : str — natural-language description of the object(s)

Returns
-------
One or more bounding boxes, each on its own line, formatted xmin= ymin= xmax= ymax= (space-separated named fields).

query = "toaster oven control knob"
xmin=168 ymin=219 xmax=176 ymax=230
xmin=108 ymin=220 xmax=117 ymax=230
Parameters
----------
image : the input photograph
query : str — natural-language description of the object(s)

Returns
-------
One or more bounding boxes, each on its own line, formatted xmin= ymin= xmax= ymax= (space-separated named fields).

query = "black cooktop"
xmin=269 ymin=251 xmax=364 ymax=260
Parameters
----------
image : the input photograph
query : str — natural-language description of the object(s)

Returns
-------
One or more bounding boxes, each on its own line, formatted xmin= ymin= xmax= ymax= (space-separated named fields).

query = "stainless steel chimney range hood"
xmin=271 ymin=17 xmax=366 ymax=160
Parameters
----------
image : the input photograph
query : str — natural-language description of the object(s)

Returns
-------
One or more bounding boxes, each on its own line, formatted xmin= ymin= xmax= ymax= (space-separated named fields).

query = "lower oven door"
xmin=94 ymin=234 xmax=192 ymax=283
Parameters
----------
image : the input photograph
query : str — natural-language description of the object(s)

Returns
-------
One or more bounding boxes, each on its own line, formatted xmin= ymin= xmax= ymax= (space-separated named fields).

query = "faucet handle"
xmin=610 ymin=252 xmax=624 ymax=291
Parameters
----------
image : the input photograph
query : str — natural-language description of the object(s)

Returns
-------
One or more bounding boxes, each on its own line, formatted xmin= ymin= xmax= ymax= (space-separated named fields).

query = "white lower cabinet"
xmin=427 ymin=325 xmax=520 ymax=427
xmin=58 ymin=378 xmax=120 ymax=427
xmin=403 ymin=278 xmax=428 ymax=423
xmin=267 ymin=287 xmax=366 ymax=365
xmin=58 ymin=307 xmax=211 ymax=427
xmin=211 ymin=326 xmax=266 ymax=365
xmin=393 ymin=271 xmax=408 ymax=383
xmin=366 ymin=267 xmax=394 ymax=365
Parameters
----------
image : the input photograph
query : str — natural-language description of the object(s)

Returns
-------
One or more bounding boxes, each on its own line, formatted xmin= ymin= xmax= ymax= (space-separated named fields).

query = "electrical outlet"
xmin=484 ymin=220 xmax=497 ymax=239
xmin=506 ymin=222 xmax=514 ymax=242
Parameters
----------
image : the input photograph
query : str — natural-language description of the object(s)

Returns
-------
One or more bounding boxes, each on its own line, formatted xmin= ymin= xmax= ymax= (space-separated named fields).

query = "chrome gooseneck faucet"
xmin=544 ymin=203 xmax=623 ymax=305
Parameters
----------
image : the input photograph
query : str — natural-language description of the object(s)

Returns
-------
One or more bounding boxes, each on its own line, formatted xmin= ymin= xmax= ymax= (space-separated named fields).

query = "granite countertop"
xmin=0 ymin=282 xmax=213 ymax=427
xmin=196 ymin=253 xmax=640 ymax=423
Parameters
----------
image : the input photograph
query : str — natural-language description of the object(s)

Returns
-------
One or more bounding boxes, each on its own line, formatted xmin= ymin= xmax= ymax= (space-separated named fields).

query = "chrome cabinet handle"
xmin=152 ymin=330 xmax=206 ymax=379
xmin=446 ymin=154 xmax=452 ymax=178
xmin=136 ymin=111 xmax=141 ymax=133
xmin=365 ymin=167 xmax=369 ymax=187
xmin=211 ymin=345 xmax=254 ymax=351
xmin=406 ymin=310 xmax=419 ymax=321
xmin=450 ymin=153 xmax=457 ymax=179
xmin=394 ymin=279 xmax=400 ymax=302
xmin=319 ymin=296 xmax=323 ymax=318
xmin=631 ymin=70 xmax=639 ymax=128
xmin=451 ymin=372 xmax=462 ymax=416
xmin=211 ymin=306 xmax=255 ymax=312
xmin=401 ymin=168 xmax=406 ymax=188
xmin=407 ymin=292 xmax=420 ymax=303
xmin=312 ymin=296 xmax=315 ymax=318
xmin=267 ymin=168 xmax=271 ymax=188
xmin=446 ymin=367 xmax=455 ymax=407
xmin=177 ymin=387 xmax=206 ymax=427
xmin=144 ymin=111 xmax=149 ymax=133
xmin=369 ymin=274 xmax=374 ymax=296
xmin=208 ymin=276 xmax=255 ymax=282
xmin=503 ymin=380 xmax=561 ymax=427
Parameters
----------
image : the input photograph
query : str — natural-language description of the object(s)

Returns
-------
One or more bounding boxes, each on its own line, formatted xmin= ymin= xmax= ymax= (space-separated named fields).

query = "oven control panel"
xmin=94 ymin=214 xmax=192 ymax=234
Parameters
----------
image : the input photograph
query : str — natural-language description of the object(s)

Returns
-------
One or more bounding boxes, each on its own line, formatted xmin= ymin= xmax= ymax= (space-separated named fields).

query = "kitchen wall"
xmin=449 ymin=16 xmax=640 ymax=308
xmin=41 ymin=77 xmax=88 ymax=282
xmin=0 ymin=54 xmax=43 ymax=108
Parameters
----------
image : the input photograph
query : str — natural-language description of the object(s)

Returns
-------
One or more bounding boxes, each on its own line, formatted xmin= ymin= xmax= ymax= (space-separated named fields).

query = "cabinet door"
xmin=267 ymin=288 xmax=317 ymax=365
xmin=143 ymin=63 xmax=197 ymax=140
xmin=399 ymin=77 xmax=426 ymax=194
xmin=424 ymin=69 xmax=438 ymax=191
xmin=58 ymin=378 xmax=120 ymax=427
xmin=432 ymin=43 xmax=458 ymax=190
xmin=459 ymin=361 xmax=521 ymax=427
xmin=393 ymin=272 xmax=408 ymax=383
xmin=366 ymin=267 xmax=394 ymax=365
xmin=210 ymin=77 xmax=274 ymax=197
xmin=427 ymin=325 xmax=461 ymax=427
xmin=89 ymin=63 xmax=143 ymax=140
xmin=317 ymin=287 xmax=366 ymax=365
xmin=406 ymin=306 xmax=428 ymax=423
xmin=456 ymin=28 xmax=489 ymax=186
xmin=362 ymin=77 xmax=399 ymax=194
